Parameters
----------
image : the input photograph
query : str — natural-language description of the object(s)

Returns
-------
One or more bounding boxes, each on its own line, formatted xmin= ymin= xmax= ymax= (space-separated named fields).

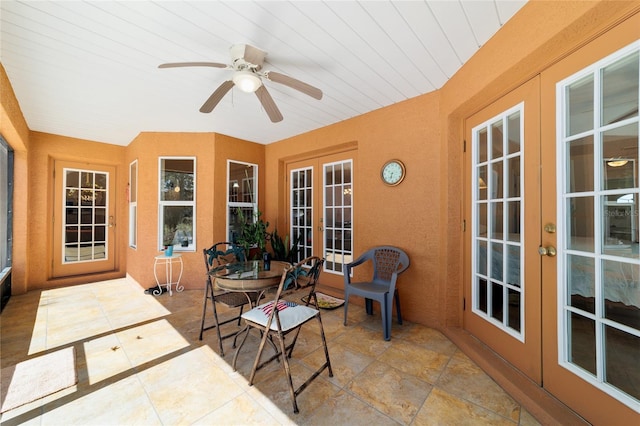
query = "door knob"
xmin=538 ymin=245 xmax=556 ymax=257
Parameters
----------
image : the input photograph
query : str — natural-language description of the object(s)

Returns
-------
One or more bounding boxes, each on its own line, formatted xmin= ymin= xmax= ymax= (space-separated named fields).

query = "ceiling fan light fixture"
xmin=606 ymin=158 xmax=629 ymax=167
xmin=233 ymin=70 xmax=262 ymax=93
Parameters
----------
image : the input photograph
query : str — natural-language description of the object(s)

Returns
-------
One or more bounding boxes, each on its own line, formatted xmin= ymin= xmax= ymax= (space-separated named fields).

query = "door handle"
xmin=538 ymin=245 xmax=556 ymax=257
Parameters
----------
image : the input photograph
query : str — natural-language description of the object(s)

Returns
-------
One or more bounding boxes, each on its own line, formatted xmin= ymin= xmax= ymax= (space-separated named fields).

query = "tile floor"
xmin=0 ymin=277 xmax=542 ymax=425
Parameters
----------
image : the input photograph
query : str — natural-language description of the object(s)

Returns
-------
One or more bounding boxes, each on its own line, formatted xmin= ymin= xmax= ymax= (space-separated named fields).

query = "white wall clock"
xmin=381 ymin=159 xmax=406 ymax=186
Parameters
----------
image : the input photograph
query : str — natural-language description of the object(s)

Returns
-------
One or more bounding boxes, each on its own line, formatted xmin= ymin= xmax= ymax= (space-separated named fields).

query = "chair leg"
xmin=248 ymin=326 xmax=272 ymax=386
xmin=381 ymin=297 xmax=390 ymax=341
xmin=365 ymin=298 xmax=373 ymax=315
xmin=394 ymin=289 xmax=403 ymax=325
xmin=199 ymin=279 xmax=227 ymax=356
xmin=231 ymin=325 xmax=251 ymax=372
xmin=275 ymin=333 xmax=299 ymax=414
xmin=199 ymin=282 xmax=211 ymax=341
xmin=343 ymin=293 xmax=349 ymax=326
xmin=316 ymin=314 xmax=334 ymax=378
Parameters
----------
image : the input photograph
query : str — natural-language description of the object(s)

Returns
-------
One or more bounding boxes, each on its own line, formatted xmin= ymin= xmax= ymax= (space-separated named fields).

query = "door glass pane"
xmin=567 ymin=196 xmax=594 ymax=252
xmin=291 ymin=167 xmax=313 ymax=262
xmin=566 ymin=74 xmax=594 ymax=136
xmin=602 ymin=51 xmax=639 ymax=126
xmin=491 ymin=120 xmax=503 ymax=159
xmin=507 ymin=201 xmax=520 ymax=242
xmin=323 ymin=160 xmax=352 ymax=274
xmin=569 ymin=312 xmax=596 ymax=375
xmin=478 ymin=128 xmax=488 ymax=163
xmin=491 ymin=161 xmax=503 ymax=199
xmin=602 ymin=124 xmax=638 ymax=190
xmin=506 ymin=244 xmax=521 ymax=287
xmin=478 ymin=165 xmax=488 ymax=201
xmin=491 ymin=281 xmax=504 ymax=322
xmin=63 ymin=169 xmax=108 ymax=263
xmin=490 ymin=202 xmax=503 ymax=240
xmin=559 ymin=46 xmax=640 ymax=407
xmin=568 ymin=136 xmax=594 ymax=193
xmin=507 ymin=111 xmax=521 ymax=155
xmin=472 ymin=105 xmax=524 ymax=339
xmin=567 ymin=254 xmax=596 ymax=314
xmin=605 ymin=326 xmax=640 ymax=401
xmin=507 ymin=157 xmax=520 ymax=198
xmin=602 ymin=259 xmax=639 ymax=329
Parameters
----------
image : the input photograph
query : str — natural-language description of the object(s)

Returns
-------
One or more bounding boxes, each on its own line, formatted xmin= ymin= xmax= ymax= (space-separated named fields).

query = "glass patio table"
xmin=209 ymin=260 xmax=290 ymax=303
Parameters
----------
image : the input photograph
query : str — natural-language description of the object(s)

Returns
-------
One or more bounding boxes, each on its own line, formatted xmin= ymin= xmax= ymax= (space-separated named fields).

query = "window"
xmin=129 ymin=160 xmax=137 ymax=248
xmin=472 ymin=104 xmax=525 ymax=340
xmin=0 ymin=136 xmax=13 ymax=311
xmin=159 ymin=157 xmax=195 ymax=251
xmin=227 ymin=161 xmax=257 ymax=243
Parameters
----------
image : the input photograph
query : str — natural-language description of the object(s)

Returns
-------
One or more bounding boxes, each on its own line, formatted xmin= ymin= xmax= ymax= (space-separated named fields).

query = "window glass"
xmin=159 ymin=157 xmax=195 ymax=251
xmin=129 ymin=160 xmax=137 ymax=248
xmin=227 ymin=161 xmax=257 ymax=243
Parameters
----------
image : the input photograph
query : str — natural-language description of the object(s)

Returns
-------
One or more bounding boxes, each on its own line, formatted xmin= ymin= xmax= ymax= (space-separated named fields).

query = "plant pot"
xmin=165 ymin=245 xmax=174 ymax=256
xmin=248 ymin=247 xmax=262 ymax=260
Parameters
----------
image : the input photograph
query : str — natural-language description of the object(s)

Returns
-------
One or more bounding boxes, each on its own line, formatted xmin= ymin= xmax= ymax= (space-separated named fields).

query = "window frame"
xmin=129 ymin=159 xmax=138 ymax=249
xmin=227 ymin=160 xmax=258 ymax=243
xmin=158 ymin=156 xmax=196 ymax=252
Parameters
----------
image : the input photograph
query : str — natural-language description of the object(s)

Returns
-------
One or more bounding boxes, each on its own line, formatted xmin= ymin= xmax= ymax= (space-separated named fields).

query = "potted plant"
xmin=236 ymin=208 xmax=269 ymax=260
xmin=269 ymin=229 xmax=302 ymax=264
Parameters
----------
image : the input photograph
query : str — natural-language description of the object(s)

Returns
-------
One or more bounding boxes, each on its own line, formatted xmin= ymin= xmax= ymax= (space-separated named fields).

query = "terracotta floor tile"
xmin=0 ymin=278 xmax=538 ymax=425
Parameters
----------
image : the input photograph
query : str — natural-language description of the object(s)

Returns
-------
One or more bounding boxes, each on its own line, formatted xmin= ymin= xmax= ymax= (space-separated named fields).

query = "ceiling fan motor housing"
xmin=230 ymin=44 xmax=265 ymax=71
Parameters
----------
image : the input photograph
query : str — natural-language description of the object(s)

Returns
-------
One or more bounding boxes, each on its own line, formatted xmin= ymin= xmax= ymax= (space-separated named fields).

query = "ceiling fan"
xmin=158 ymin=44 xmax=323 ymax=123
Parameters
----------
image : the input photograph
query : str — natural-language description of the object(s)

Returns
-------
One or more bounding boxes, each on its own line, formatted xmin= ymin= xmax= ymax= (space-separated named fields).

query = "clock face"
xmin=381 ymin=160 xmax=405 ymax=186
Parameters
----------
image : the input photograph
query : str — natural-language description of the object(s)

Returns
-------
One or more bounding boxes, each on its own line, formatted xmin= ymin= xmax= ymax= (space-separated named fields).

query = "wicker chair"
xmin=199 ymin=242 xmax=261 ymax=356
xmin=343 ymin=246 xmax=410 ymax=340
xmin=232 ymin=256 xmax=333 ymax=414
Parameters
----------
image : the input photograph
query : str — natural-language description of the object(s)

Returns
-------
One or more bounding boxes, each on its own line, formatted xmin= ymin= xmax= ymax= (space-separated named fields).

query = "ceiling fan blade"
xmin=159 ymin=62 xmax=228 ymax=69
xmin=200 ymin=80 xmax=235 ymax=113
xmin=255 ymin=86 xmax=283 ymax=123
xmin=265 ymin=71 xmax=322 ymax=100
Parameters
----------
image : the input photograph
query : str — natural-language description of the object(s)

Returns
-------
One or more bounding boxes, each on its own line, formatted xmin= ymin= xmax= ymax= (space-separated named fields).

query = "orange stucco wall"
xmin=27 ymin=132 xmax=128 ymax=289
xmin=125 ymin=132 xmax=265 ymax=290
xmin=1 ymin=64 xmax=30 ymax=293
xmin=264 ymin=93 xmax=442 ymax=326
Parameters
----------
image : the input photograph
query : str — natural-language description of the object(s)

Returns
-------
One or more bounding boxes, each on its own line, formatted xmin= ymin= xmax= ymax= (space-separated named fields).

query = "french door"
xmin=464 ymin=76 xmax=542 ymax=383
xmin=53 ymin=161 xmax=116 ymax=277
xmin=466 ymin=13 xmax=639 ymax=423
xmin=539 ymin=15 xmax=639 ymax=423
xmin=286 ymin=152 xmax=354 ymax=291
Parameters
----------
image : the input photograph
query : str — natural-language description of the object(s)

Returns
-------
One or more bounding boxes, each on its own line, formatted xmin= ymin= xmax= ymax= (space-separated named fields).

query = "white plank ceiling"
xmin=0 ymin=0 xmax=526 ymax=146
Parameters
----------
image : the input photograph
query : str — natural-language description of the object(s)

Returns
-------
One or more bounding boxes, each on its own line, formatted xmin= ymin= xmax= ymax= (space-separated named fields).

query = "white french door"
xmin=541 ymin=33 xmax=640 ymax=421
xmin=465 ymin=76 xmax=542 ymax=384
xmin=287 ymin=152 xmax=354 ymax=291
xmin=465 ymin=13 xmax=640 ymax=424
xmin=53 ymin=161 xmax=116 ymax=277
